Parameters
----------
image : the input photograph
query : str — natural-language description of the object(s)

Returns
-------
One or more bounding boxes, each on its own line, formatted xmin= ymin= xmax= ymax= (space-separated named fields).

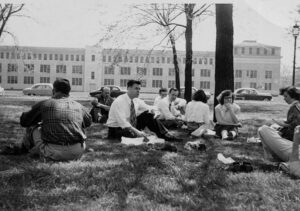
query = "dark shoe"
xmin=227 ymin=132 xmax=234 ymax=140
xmin=240 ymin=162 xmax=253 ymax=172
xmin=160 ymin=143 xmax=177 ymax=152
xmin=0 ymin=145 xmax=28 ymax=155
xmin=196 ymin=144 xmax=207 ymax=151
xmin=226 ymin=162 xmax=241 ymax=172
xmin=164 ymin=133 xmax=183 ymax=142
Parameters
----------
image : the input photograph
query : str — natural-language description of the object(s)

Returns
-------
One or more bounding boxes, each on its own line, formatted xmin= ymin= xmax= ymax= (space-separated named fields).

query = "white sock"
xmin=221 ymin=130 xmax=228 ymax=140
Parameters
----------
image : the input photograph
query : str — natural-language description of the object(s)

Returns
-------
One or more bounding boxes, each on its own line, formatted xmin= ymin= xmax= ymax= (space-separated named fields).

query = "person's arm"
xmin=227 ymin=104 xmax=240 ymax=124
xmin=20 ymin=101 xmax=43 ymax=127
xmin=82 ymin=107 xmax=92 ymax=128
xmin=215 ymin=106 xmax=237 ymax=125
xmin=290 ymin=125 xmax=300 ymax=162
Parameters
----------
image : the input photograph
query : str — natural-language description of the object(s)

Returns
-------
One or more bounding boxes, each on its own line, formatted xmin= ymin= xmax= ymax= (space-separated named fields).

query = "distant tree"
xmin=0 ymin=4 xmax=24 ymax=39
xmin=214 ymin=4 xmax=234 ymax=121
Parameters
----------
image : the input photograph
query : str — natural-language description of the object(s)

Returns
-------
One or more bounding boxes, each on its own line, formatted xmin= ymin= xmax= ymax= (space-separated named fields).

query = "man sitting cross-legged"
xmin=106 ymin=80 xmax=181 ymax=141
xmin=157 ymin=88 xmax=185 ymax=129
xmin=1 ymin=78 xmax=92 ymax=161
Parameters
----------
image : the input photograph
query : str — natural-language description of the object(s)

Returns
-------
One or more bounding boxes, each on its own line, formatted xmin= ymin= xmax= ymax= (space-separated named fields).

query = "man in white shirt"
xmin=153 ymin=88 xmax=168 ymax=106
xmin=106 ymin=80 xmax=182 ymax=141
xmin=157 ymin=88 xmax=185 ymax=129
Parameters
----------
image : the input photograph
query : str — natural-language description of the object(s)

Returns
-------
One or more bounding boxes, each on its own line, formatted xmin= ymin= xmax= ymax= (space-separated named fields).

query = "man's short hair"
xmin=53 ymin=78 xmax=71 ymax=95
xmin=159 ymin=87 xmax=168 ymax=94
xmin=280 ymin=86 xmax=300 ymax=100
xmin=127 ymin=80 xmax=141 ymax=88
xmin=169 ymin=87 xmax=178 ymax=94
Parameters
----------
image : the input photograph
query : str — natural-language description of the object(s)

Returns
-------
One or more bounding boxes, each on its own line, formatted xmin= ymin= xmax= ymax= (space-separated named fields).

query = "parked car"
xmin=23 ymin=83 xmax=53 ymax=96
xmin=89 ymin=85 xmax=127 ymax=98
xmin=234 ymin=88 xmax=272 ymax=101
xmin=180 ymin=87 xmax=211 ymax=100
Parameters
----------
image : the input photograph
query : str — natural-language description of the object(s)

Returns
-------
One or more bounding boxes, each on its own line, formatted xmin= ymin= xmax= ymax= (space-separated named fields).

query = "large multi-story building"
xmin=0 ymin=40 xmax=281 ymax=94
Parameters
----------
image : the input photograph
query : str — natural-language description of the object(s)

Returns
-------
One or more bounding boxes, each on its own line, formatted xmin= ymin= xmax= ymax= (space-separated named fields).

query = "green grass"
xmin=1 ymin=98 xmax=300 ymax=210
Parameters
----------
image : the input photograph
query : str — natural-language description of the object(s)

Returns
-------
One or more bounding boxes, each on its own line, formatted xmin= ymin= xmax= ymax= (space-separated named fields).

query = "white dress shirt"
xmin=185 ymin=101 xmax=210 ymax=124
xmin=157 ymin=97 xmax=177 ymax=120
xmin=106 ymin=94 xmax=152 ymax=128
xmin=154 ymin=96 xmax=163 ymax=106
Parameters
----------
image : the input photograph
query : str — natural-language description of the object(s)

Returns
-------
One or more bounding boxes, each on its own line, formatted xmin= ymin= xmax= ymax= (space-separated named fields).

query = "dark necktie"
xmin=130 ymin=100 xmax=137 ymax=127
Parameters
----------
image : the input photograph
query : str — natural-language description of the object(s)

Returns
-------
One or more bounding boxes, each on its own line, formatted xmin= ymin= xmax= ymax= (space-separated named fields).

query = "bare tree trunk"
xmin=214 ymin=4 xmax=234 ymax=121
xmin=184 ymin=4 xmax=194 ymax=102
xmin=169 ymin=33 xmax=181 ymax=96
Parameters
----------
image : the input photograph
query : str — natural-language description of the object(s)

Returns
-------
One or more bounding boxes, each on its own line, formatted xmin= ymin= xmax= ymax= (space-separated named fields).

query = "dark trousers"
xmin=161 ymin=119 xmax=184 ymax=129
xmin=108 ymin=111 xmax=168 ymax=139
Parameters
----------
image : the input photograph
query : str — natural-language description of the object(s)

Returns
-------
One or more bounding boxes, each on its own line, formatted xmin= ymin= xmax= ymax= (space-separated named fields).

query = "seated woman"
xmin=215 ymin=90 xmax=241 ymax=140
xmin=185 ymin=89 xmax=210 ymax=132
xmin=258 ymin=86 xmax=300 ymax=162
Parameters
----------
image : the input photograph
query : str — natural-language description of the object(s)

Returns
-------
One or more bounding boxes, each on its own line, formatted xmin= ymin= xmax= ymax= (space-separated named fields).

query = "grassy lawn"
xmin=1 ymin=97 xmax=300 ymax=210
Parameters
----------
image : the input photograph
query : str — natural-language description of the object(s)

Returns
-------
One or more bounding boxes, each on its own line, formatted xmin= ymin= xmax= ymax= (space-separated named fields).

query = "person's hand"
xmin=136 ymin=130 xmax=147 ymax=137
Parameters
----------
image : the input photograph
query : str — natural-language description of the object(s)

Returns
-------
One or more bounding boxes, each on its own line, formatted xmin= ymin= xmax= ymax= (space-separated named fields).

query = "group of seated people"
xmin=2 ymin=78 xmax=300 ymax=178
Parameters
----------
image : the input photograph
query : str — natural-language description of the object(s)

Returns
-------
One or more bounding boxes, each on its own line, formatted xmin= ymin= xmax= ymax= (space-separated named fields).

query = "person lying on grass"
xmin=214 ymin=90 xmax=242 ymax=140
xmin=1 ymin=78 xmax=92 ymax=161
xmin=258 ymin=86 xmax=300 ymax=162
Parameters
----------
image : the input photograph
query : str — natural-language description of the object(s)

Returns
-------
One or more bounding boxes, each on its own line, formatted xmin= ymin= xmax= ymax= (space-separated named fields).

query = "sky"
xmin=1 ymin=0 xmax=300 ymax=72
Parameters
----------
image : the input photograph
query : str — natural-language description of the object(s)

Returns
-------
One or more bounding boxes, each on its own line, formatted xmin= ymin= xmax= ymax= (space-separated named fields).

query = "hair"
xmin=53 ymin=78 xmax=71 ymax=95
xmin=193 ymin=89 xmax=207 ymax=103
xmin=159 ymin=87 xmax=168 ymax=94
xmin=218 ymin=90 xmax=234 ymax=105
xmin=169 ymin=87 xmax=178 ymax=94
xmin=279 ymin=86 xmax=300 ymax=100
xmin=127 ymin=80 xmax=141 ymax=88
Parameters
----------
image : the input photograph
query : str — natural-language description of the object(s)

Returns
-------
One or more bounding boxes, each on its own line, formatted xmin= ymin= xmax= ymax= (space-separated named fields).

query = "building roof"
xmin=234 ymin=40 xmax=280 ymax=48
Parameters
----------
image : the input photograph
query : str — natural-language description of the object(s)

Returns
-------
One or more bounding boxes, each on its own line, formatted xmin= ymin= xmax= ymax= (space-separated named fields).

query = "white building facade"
xmin=0 ymin=40 xmax=281 ymax=94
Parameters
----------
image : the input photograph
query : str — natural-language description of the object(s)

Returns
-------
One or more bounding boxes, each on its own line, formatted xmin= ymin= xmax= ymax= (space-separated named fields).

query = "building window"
xmin=40 ymin=77 xmax=50 ymax=83
xmin=152 ymin=80 xmax=162 ymax=88
xmin=91 ymin=71 xmax=95 ymax=79
xmin=103 ymin=56 xmax=106 ymax=62
xmin=7 ymin=76 xmax=18 ymax=84
xmin=81 ymin=55 xmax=85 ymax=61
xmin=156 ymin=57 xmax=160 ymax=63
xmin=199 ymin=58 xmax=202 ymax=64
xmin=39 ymin=54 xmax=42 ymax=60
xmin=120 ymin=79 xmax=129 ymax=87
xmin=265 ymin=83 xmax=272 ymax=90
xmin=265 ymin=71 xmax=272 ymax=79
xmin=257 ymin=48 xmax=260 ymax=55
xmin=167 ymin=57 xmax=171 ymax=64
xmin=8 ymin=64 xmax=18 ymax=72
xmin=72 ymin=65 xmax=83 ymax=74
xmin=56 ymin=65 xmax=66 ymax=73
xmin=71 ymin=55 xmax=74 ymax=61
xmin=135 ymin=56 xmax=139 ymax=63
xmin=105 ymin=66 xmax=114 ymax=75
xmin=200 ymin=69 xmax=210 ymax=77
xmin=250 ymin=70 xmax=257 ymax=78
xmin=6 ymin=52 xmax=9 ymax=59
xmin=65 ymin=55 xmax=69 ymax=61
xmin=235 ymin=69 xmax=242 ymax=78
xmin=76 ymin=55 xmax=79 ymax=61
xmin=72 ymin=78 xmax=83 ymax=86
xmin=169 ymin=68 xmax=175 ymax=76
xmin=91 ymin=55 xmax=95 ymax=61
xmin=249 ymin=48 xmax=252 ymax=55
xmin=153 ymin=68 xmax=163 ymax=76
xmin=140 ymin=80 xmax=147 ymax=87
xmin=0 ymin=52 xmax=3 ymax=58
xmin=168 ymin=80 xmax=175 ymax=88
xmin=241 ymin=47 xmax=245 ymax=54
xmin=145 ymin=57 xmax=149 ymax=63
xmin=24 ymin=64 xmax=34 ymax=72
xmin=162 ymin=57 xmax=165 ymax=63
xmin=209 ymin=58 xmax=213 ymax=65
xmin=40 ymin=64 xmax=50 ymax=73
xmin=120 ymin=67 xmax=131 ymax=75
xmin=0 ymin=63 xmax=2 ymax=72
xmin=55 ymin=54 xmax=58 ymax=60
xmin=44 ymin=54 xmax=47 ymax=60
xmin=200 ymin=81 xmax=210 ymax=89
xmin=49 ymin=54 xmax=53 ymax=60
xmin=264 ymin=49 xmax=268 ymax=55
xmin=235 ymin=82 xmax=242 ymax=89
xmin=203 ymin=58 xmax=207 ymax=65
xmin=250 ymin=82 xmax=257 ymax=88
xmin=27 ymin=53 xmax=31 ymax=60
xmin=104 ymin=79 xmax=114 ymax=85
xmin=137 ymin=67 xmax=147 ymax=75
xmin=271 ymin=48 xmax=275 ymax=55
xmin=24 ymin=76 xmax=34 ymax=84
xmin=129 ymin=56 xmax=133 ymax=63
xmin=140 ymin=56 xmax=144 ymax=63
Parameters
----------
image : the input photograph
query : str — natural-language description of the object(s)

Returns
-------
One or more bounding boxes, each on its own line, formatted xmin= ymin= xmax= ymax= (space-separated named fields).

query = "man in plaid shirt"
xmin=2 ymin=78 xmax=92 ymax=161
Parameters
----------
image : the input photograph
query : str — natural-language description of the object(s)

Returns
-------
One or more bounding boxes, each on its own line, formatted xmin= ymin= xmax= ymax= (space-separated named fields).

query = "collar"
xmin=52 ymin=93 xmax=69 ymax=99
xmin=290 ymin=100 xmax=299 ymax=107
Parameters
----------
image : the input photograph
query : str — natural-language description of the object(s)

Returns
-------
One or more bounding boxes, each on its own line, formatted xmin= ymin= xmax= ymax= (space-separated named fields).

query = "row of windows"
xmin=102 ymin=55 xmax=214 ymax=65
xmin=3 ymin=76 xmax=83 ymax=85
xmin=234 ymin=82 xmax=272 ymax=90
xmin=0 ymin=52 xmax=85 ymax=62
xmin=234 ymin=47 xmax=276 ymax=56
xmin=235 ymin=69 xmax=273 ymax=79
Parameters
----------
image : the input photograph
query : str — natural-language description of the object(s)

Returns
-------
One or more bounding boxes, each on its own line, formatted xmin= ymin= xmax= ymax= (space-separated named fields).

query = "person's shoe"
xmin=227 ymin=132 xmax=234 ymax=140
xmin=164 ymin=133 xmax=183 ymax=142
xmin=0 ymin=145 xmax=28 ymax=155
xmin=160 ymin=143 xmax=178 ymax=152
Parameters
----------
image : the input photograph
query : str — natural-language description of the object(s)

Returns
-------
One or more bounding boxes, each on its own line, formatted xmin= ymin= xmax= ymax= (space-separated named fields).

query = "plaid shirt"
xmin=20 ymin=94 xmax=92 ymax=144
